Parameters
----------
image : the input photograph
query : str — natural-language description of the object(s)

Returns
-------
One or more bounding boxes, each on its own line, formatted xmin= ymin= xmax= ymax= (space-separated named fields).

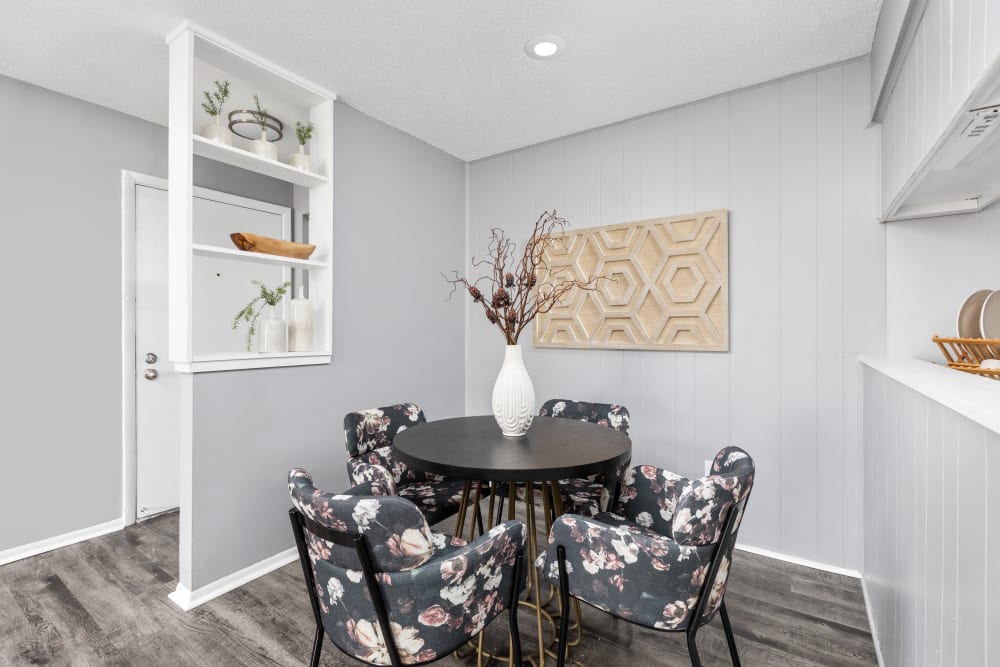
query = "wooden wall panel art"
xmin=534 ymin=210 xmax=729 ymax=351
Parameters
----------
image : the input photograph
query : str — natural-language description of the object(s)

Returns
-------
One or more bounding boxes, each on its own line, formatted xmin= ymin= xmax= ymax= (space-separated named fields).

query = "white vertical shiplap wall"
xmin=466 ymin=60 xmax=884 ymax=569
xmin=862 ymin=365 xmax=999 ymax=666
xmin=880 ymin=0 xmax=1000 ymax=214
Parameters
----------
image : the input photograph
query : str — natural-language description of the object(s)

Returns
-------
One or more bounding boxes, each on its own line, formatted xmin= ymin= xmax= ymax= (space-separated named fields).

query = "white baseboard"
xmin=735 ymin=543 xmax=862 ymax=579
xmin=860 ymin=576 xmax=885 ymax=667
xmin=168 ymin=547 xmax=298 ymax=611
xmin=0 ymin=518 xmax=125 ymax=566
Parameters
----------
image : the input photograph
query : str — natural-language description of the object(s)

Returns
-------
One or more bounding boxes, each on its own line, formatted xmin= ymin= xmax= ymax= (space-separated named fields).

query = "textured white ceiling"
xmin=0 ymin=1 xmax=880 ymax=161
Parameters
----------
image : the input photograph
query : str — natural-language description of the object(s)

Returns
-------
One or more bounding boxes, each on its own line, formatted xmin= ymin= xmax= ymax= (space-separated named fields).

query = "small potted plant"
xmin=232 ymin=280 xmax=291 ymax=353
xmin=289 ymin=121 xmax=314 ymax=171
xmin=249 ymin=94 xmax=278 ymax=160
xmin=200 ymin=79 xmax=231 ymax=145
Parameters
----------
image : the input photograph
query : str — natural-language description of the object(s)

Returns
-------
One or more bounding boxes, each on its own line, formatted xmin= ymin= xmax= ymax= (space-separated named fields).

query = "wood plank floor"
xmin=0 ymin=512 xmax=877 ymax=666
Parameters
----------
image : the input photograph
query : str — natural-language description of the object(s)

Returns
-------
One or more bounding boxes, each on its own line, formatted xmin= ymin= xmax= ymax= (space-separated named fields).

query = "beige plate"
xmin=980 ymin=291 xmax=1000 ymax=339
xmin=957 ymin=289 xmax=993 ymax=337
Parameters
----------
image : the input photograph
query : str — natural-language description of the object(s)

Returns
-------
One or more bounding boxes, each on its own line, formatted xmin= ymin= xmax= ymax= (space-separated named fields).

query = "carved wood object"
xmin=534 ymin=210 xmax=729 ymax=351
xmin=230 ymin=232 xmax=316 ymax=259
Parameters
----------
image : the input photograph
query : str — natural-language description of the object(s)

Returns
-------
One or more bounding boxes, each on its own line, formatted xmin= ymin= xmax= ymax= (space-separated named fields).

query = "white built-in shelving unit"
xmin=166 ymin=22 xmax=335 ymax=372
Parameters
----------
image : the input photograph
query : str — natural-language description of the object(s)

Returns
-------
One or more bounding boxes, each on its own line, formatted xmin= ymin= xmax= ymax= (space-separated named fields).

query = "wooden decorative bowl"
xmin=230 ymin=232 xmax=316 ymax=260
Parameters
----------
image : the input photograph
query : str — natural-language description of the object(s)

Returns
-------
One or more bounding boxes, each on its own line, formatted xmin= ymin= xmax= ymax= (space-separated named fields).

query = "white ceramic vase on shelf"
xmin=288 ymin=286 xmax=314 ymax=352
xmin=258 ymin=306 xmax=287 ymax=353
xmin=491 ymin=344 xmax=535 ymax=436
xmin=251 ymin=128 xmax=277 ymax=160
xmin=288 ymin=144 xmax=310 ymax=171
xmin=201 ymin=116 xmax=231 ymax=145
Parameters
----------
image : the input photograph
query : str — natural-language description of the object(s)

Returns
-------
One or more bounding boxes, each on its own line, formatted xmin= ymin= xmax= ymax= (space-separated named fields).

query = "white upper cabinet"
xmin=877 ymin=0 xmax=1000 ymax=221
xmin=165 ymin=23 xmax=335 ymax=371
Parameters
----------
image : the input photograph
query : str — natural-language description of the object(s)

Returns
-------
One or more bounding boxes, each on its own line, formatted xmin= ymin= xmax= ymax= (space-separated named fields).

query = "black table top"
xmin=393 ymin=415 xmax=632 ymax=482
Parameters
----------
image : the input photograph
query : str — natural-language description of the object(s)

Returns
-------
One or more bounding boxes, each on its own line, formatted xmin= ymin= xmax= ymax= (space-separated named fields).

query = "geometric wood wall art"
xmin=534 ymin=209 xmax=729 ymax=351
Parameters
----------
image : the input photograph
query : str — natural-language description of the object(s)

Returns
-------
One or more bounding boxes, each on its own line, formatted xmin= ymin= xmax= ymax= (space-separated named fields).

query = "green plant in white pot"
xmin=232 ymin=280 xmax=291 ymax=352
xmin=200 ymin=79 xmax=232 ymax=145
xmin=249 ymin=94 xmax=278 ymax=160
xmin=289 ymin=121 xmax=314 ymax=171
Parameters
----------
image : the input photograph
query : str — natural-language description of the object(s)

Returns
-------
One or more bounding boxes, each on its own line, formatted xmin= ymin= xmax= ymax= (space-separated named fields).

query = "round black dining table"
xmin=393 ymin=414 xmax=632 ymax=484
xmin=393 ymin=414 xmax=632 ymax=667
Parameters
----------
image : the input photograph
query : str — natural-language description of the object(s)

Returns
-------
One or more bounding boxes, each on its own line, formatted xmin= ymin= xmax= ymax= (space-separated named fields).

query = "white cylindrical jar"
xmin=288 ymin=143 xmax=311 ymax=171
xmin=201 ymin=116 xmax=231 ymax=145
xmin=258 ymin=305 xmax=288 ymax=353
xmin=288 ymin=286 xmax=314 ymax=352
xmin=251 ymin=128 xmax=277 ymax=160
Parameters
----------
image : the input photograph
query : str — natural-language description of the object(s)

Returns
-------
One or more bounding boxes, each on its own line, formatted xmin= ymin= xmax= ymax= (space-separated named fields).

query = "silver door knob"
xmin=145 ymin=352 xmax=158 ymax=364
xmin=144 ymin=369 xmax=158 ymax=380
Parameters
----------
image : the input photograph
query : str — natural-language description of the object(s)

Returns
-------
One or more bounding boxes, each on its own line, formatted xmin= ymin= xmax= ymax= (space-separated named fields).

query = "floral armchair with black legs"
xmin=540 ymin=399 xmax=631 ymax=516
xmin=344 ymin=403 xmax=467 ymax=526
xmin=536 ymin=446 xmax=755 ymax=667
xmin=288 ymin=468 xmax=527 ymax=667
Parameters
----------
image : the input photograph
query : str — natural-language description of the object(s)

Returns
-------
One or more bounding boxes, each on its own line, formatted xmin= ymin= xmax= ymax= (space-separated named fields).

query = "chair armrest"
xmin=347 ymin=460 xmax=398 ymax=496
xmin=536 ymin=514 xmax=712 ymax=630
xmin=613 ymin=465 xmax=690 ymax=536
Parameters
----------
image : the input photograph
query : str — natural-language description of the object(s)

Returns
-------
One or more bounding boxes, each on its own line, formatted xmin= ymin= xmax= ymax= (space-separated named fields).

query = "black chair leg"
xmin=556 ymin=546 xmax=571 ymax=667
xmin=719 ymin=600 xmax=741 ymax=667
xmin=309 ymin=622 xmax=323 ymax=667
xmin=686 ymin=625 xmax=702 ymax=667
xmin=509 ymin=555 xmax=524 ymax=667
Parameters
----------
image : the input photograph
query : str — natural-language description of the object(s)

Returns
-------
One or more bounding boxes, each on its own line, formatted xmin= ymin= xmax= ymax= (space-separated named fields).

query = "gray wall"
xmin=466 ymin=59 xmax=885 ymax=570
xmin=0 ymin=75 xmax=465 ymax=590
xmin=188 ymin=102 xmax=466 ymax=587
xmin=862 ymin=364 xmax=999 ymax=666
xmin=0 ymin=74 xmax=290 ymax=553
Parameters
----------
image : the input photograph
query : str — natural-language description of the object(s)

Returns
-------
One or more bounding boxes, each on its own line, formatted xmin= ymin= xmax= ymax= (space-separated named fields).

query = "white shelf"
xmin=175 ymin=351 xmax=332 ymax=373
xmin=192 ymin=135 xmax=328 ymax=187
xmin=192 ymin=243 xmax=328 ymax=269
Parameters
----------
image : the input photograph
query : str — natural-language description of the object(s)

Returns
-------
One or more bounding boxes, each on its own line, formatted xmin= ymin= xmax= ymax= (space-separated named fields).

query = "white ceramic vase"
xmin=201 ymin=116 xmax=231 ymax=145
xmin=491 ymin=344 xmax=535 ymax=436
xmin=251 ymin=128 xmax=277 ymax=160
xmin=258 ymin=306 xmax=287 ymax=353
xmin=288 ymin=144 xmax=310 ymax=171
xmin=287 ymin=286 xmax=314 ymax=352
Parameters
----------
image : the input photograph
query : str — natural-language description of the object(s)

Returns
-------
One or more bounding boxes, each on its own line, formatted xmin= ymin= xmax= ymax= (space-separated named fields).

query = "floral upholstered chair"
xmin=540 ymin=398 xmax=632 ymax=516
xmin=536 ymin=446 xmax=755 ymax=667
xmin=344 ymin=403 xmax=467 ymax=526
xmin=288 ymin=468 xmax=527 ymax=667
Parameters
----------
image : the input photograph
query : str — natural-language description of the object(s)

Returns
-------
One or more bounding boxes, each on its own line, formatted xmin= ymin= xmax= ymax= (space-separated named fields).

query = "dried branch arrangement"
xmin=444 ymin=211 xmax=605 ymax=344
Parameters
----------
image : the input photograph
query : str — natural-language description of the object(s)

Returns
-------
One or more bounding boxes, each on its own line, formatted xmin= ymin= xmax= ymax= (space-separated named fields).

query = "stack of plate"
xmin=957 ymin=289 xmax=1000 ymax=338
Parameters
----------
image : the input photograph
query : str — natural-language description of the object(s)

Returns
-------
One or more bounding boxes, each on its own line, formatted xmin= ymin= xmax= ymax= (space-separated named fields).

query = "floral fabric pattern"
xmin=343 ymin=404 xmax=465 ymax=526
xmin=289 ymin=469 xmax=526 ymax=666
xmin=539 ymin=399 xmax=631 ymax=435
xmin=536 ymin=447 xmax=755 ymax=631
xmin=344 ymin=403 xmax=425 ymax=458
xmin=540 ymin=398 xmax=632 ymax=516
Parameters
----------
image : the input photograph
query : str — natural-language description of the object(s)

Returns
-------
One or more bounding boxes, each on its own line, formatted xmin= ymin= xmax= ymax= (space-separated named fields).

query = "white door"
xmin=130 ymin=180 xmax=289 ymax=521
xmin=135 ymin=183 xmax=181 ymax=519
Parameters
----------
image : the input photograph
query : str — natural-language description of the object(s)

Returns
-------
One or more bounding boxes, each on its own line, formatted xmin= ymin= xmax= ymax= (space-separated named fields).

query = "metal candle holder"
xmin=227 ymin=109 xmax=283 ymax=142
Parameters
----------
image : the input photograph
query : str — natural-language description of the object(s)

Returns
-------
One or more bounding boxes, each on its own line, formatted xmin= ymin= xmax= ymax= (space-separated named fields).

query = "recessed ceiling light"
xmin=525 ymin=34 xmax=566 ymax=59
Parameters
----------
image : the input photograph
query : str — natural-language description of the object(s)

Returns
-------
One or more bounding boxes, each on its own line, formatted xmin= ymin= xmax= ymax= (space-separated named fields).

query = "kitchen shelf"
xmin=168 ymin=22 xmax=334 ymax=372
xmin=192 ymin=135 xmax=328 ymax=187
xmin=192 ymin=243 xmax=328 ymax=269
xmin=176 ymin=351 xmax=332 ymax=373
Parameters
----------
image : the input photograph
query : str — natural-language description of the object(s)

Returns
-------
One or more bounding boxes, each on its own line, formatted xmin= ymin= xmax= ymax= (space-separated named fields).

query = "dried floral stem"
xmin=444 ymin=211 xmax=605 ymax=344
